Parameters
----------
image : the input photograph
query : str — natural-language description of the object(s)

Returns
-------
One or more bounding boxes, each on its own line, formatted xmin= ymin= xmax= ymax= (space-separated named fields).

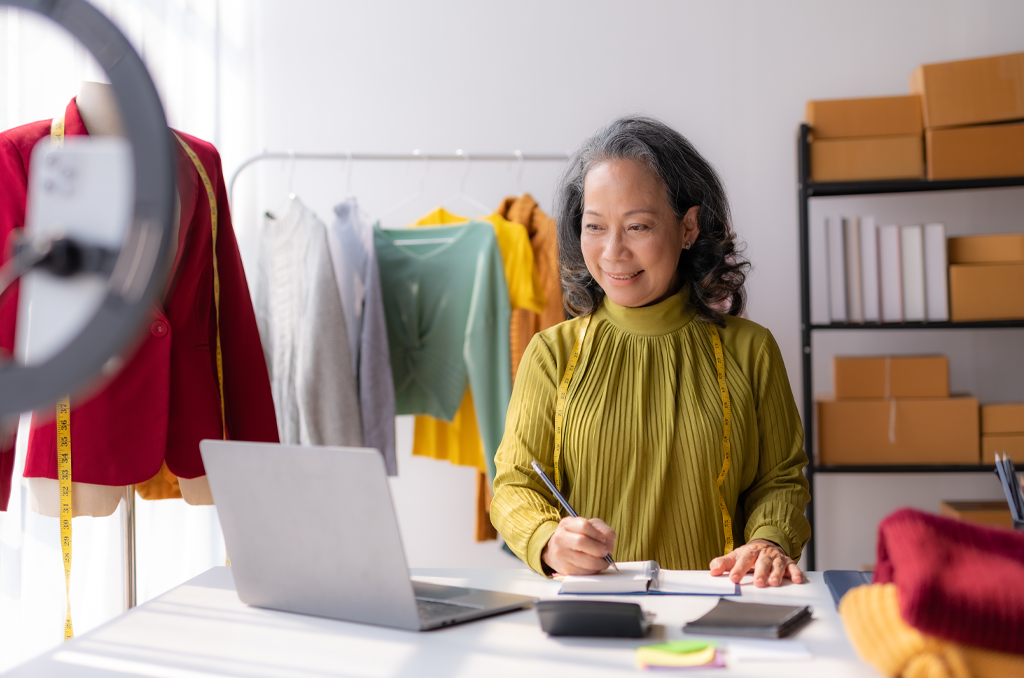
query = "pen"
xmin=1004 ymin=454 xmax=1024 ymax=520
xmin=530 ymin=460 xmax=618 ymax=572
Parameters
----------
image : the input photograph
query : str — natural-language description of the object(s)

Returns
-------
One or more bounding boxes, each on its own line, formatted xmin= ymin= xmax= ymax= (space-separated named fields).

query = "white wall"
xmin=236 ymin=0 xmax=1024 ymax=571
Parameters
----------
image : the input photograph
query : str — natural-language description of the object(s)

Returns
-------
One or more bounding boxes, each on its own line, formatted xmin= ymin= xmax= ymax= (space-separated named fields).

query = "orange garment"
xmin=495 ymin=194 xmax=562 ymax=379
xmin=136 ymin=462 xmax=181 ymax=500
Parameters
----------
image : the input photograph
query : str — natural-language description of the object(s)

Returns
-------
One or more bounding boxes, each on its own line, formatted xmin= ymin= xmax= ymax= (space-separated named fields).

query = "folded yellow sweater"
xmin=840 ymin=584 xmax=1024 ymax=678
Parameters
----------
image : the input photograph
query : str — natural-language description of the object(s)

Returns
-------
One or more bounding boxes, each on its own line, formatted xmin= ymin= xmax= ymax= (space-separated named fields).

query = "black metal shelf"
xmin=805 ymin=175 xmax=1024 ymax=198
xmin=795 ymin=123 xmax=1022 ymax=570
xmin=811 ymin=319 xmax=1024 ymax=331
xmin=812 ymin=464 xmax=997 ymax=474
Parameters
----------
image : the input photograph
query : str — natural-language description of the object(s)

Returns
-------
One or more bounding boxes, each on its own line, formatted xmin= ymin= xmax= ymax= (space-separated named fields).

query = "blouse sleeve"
xmin=742 ymin=329 xmax=812 ymax=560
xmin=490 ymin=334 xmax=563 ymax=575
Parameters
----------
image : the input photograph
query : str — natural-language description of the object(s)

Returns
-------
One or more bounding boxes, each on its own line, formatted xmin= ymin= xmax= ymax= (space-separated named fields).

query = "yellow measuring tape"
xmin=550 ymin=312 xmax=735 ymax=555
xmin=172 ymin=134 xmax=229 ymax=569
xmin=50 ymin=116 xmax=74 ymax=641
xmin=56 ymin=396 xmax=73 ymax=640
xmin=48 ymin=116 xmax=229 ymax=639
xmin=173 ymin=133 xmax=227 ymax=436
xmin=552 ymin=315 xmax=591 ymax=493
xmin=708 ymin=324 xmax=734 ymax=554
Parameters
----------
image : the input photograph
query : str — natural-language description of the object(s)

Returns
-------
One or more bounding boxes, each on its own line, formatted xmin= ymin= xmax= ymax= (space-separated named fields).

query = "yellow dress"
xmin=409 ymin=207 xmax=544 ymax=472
xmin=491 ymin=289 xmax=811 ymax=573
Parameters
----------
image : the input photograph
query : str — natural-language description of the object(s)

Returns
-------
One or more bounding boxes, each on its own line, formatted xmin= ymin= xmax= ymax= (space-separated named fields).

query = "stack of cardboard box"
xmin=817 ymin=355 xmax=979 ymax=465
xmin=913 ymin=52 xmax=1024 ymax=180
xmin=948 ymin=233 xmax=1024 ymax=321
xmin=805 ymin=96 xmax=923 ymax=182
xmin=981 ymin=403 xmax=1024 ymax=464
xmin=805 ymin=50 xmax=1024 ymax=182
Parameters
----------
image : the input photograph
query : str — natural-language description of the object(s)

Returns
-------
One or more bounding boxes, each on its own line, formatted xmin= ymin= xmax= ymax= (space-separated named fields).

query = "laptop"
xmin=199 ymin=440 xmax=536 ymax=631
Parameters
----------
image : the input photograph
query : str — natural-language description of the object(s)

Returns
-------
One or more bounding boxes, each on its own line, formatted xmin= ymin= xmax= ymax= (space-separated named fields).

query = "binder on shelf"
xmin=879 ymin=224 xmax=903 ymax=323
xmin=844 ymin=217 xmax=863 ymax=323
xmin=810 ymin=217 xmax=831 ymax=325
xmin=826 ymin=217 xmax=847 ymax=323
xmin=923 ymin=223 xmax=949 ymax=322
xmin=900 ymin=225 xmax=926 ymax=322
xmin=860 ymin=216 xmax=881 ymax=323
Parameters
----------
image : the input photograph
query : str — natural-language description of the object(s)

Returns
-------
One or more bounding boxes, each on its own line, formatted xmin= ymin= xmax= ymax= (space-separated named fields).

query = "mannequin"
xmin=27 ymin=82 xmax=216 ymax=518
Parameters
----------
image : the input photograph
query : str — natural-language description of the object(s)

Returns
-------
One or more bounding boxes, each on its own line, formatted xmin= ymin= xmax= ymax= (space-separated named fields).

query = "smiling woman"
xmin=558 ymin=116 xmax=748 ymax=320
xmin=490 ymin=117 xmax=811 ymax=588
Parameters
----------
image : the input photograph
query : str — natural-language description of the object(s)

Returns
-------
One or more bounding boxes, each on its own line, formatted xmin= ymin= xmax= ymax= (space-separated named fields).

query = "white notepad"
xmin=558 ymin=562 xmax=740 ymax=596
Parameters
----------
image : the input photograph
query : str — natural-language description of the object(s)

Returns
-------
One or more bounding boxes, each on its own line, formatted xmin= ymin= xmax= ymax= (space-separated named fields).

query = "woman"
xmin=490 ymin=116 xmax=811 ymax=588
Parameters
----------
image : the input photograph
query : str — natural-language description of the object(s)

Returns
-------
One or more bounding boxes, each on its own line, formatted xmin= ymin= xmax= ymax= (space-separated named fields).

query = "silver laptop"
xmin=200 ymin=440 xmax=536 ymax=631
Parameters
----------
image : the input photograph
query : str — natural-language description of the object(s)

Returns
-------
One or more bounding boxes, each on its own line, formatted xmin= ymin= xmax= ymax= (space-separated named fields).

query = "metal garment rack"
xmin=227 ymin=150 xmax=572 ymax=206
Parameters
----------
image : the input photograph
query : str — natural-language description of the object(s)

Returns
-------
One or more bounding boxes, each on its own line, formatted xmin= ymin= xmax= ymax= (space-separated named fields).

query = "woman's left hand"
xmin=709 ymin=539 xmax=804 ymax=587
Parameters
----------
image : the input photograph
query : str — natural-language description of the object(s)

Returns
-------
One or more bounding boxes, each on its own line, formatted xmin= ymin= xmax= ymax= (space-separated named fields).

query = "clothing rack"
xmin=227 ymin=150 xmax=572 ymax=206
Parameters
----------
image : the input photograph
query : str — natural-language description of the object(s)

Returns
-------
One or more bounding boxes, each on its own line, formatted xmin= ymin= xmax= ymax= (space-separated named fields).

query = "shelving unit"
xmin=796 ymin=123 xmax=1024 ymax=569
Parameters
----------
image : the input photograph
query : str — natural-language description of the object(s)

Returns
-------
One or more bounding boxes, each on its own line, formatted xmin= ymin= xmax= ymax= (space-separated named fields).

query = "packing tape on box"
xmin=884 ymin=357 xmax=897 ymax=444
xmin=889 ymin=399 xmax=897 ymax=444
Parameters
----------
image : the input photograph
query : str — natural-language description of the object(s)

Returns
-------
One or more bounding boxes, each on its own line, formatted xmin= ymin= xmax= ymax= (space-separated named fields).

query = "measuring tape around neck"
xmin=552 ymin=315 xmax=591 ymax=493
xmin=550 ymin=311 xmax=735 ymax=555
xmin=47 ymin=116 xmax=229 ymax=640
xmin=173 ymin=133 xmax=227 ymax=438
xmin=50 ymin=115 xmax=74 ymax=641
xmin=708 ymin=324 xmax=734 ymax=555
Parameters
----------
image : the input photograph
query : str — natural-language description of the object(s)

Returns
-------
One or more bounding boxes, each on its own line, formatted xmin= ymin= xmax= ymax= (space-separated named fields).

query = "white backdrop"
xmin=3 ymin=0 xmax=1024 ymax=670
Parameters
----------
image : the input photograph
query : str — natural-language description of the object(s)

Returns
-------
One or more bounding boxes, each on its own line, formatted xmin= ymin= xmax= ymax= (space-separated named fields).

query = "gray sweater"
xmin=254 ymin=198 xmax=362 ymax=447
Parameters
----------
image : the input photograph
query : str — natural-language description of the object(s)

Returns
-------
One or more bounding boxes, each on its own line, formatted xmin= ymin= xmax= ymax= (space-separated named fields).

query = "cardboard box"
xmin=806 ymin=95 xmax=923 ymax=139
xmin=982 ymin=435 xmax=1024 ymax=464
xmin=949 ymin=263 xmax=1024 ymax=322
xmin=910 ymin=51 xmax=1024 ymax=129
xmin=940 ymin=501 xmax=1013 ymax=529
xmin=926 ymin=123 xmax=1024 ymax=180
xmin=981 ymin=403 xmax=1024 ymax=434
xmin=817 ymin=396 xmax=979 ymax=465
xmin=948 ymin=234 xmax=1024 ymax=264
xmin=834 ymin=356 xmax=949 ymax=399
xmin=811 ymin=135 xmax=923 ymax=182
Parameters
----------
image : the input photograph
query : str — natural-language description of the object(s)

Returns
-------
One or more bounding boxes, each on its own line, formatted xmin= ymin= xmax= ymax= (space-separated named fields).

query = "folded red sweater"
xmin=874 ymin=507 xmax=1024 ymax=655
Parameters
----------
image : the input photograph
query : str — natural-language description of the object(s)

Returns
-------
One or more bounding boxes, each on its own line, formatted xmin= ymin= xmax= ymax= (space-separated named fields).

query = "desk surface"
xmin=6 ymin=567 xmax=880 ymax=677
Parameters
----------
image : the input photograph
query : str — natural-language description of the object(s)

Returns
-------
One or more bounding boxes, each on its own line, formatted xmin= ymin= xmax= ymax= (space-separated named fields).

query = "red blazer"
xmin=0 ymin=99 xmax=278 ymax=510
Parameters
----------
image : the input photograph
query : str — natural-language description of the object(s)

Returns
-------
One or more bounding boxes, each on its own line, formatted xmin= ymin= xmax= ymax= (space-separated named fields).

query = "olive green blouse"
xmin=490 ymin=289 xmax=811 ymax=574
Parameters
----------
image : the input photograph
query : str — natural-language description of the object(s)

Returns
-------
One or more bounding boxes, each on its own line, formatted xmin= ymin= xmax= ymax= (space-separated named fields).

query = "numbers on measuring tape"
xmin=709 ymin=325 xmax=734 ymax=555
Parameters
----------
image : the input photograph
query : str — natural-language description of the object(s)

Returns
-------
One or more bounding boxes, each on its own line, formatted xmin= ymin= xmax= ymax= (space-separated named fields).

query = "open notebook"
xmin=558 ymin=561 xmax=740 ymax=596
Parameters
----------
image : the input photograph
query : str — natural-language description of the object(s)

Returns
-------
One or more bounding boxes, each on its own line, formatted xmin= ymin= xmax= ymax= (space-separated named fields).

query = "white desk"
xmin=6 ymin=568 xmax=881 ymax=677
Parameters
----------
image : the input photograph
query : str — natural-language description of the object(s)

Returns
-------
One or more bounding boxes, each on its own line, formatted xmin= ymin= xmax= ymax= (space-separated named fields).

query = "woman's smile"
xmin=604 ymin=269 xmax=643 ymax=283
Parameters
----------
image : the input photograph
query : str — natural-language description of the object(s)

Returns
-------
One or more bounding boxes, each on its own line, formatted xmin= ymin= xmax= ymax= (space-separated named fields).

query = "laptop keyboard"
xmin=416 ymin=598 xmax=475 ymax=623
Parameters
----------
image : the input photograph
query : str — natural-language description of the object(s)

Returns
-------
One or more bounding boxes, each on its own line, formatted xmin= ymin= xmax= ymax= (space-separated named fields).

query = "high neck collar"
xmin=598 ymin=287 xmax=698 ymax=336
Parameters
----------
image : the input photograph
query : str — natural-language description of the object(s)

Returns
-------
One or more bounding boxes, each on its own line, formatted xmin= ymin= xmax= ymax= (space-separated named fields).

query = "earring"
xmin=685 ymin=240 xmax=691 ymax=249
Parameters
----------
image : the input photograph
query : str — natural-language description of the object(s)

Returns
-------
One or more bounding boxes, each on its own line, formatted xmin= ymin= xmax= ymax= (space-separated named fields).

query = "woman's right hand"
xmin=542 ymin=516 xmax=617 ymax=575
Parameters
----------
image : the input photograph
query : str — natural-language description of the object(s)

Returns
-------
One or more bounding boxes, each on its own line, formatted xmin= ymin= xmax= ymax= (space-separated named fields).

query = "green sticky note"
xmin=642 ymin=640 xmax=713 ymax=655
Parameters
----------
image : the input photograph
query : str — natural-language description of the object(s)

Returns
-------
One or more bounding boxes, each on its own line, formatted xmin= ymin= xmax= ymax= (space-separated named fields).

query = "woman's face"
xmin=581 ymin=159 xmax=699 ymax=308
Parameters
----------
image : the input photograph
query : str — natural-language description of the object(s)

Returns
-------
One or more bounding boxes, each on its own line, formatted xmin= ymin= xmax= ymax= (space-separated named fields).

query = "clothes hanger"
xmin=287 ymin=148 xmax=297 ymax=200
xmin=377 ymin=150 xmax=430 ymax=225
xmin=265 ymin=149 xmax=298 ymax=221
xmin=344 ymin=149 xmax=353 ymax=198
xmin=440 ymin=150 xmax=491 ymax=216
xmin=515 ymin=149 xmax=525 ymax=197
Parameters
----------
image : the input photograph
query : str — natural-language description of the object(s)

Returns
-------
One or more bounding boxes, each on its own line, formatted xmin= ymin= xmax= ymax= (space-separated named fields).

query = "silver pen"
xmin=531 ymin=461 xmax=618 ymax=572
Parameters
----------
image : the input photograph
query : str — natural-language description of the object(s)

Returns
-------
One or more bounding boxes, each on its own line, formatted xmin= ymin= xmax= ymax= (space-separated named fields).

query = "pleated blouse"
xmin=490 ymin=289 xmax=811 ymax=574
